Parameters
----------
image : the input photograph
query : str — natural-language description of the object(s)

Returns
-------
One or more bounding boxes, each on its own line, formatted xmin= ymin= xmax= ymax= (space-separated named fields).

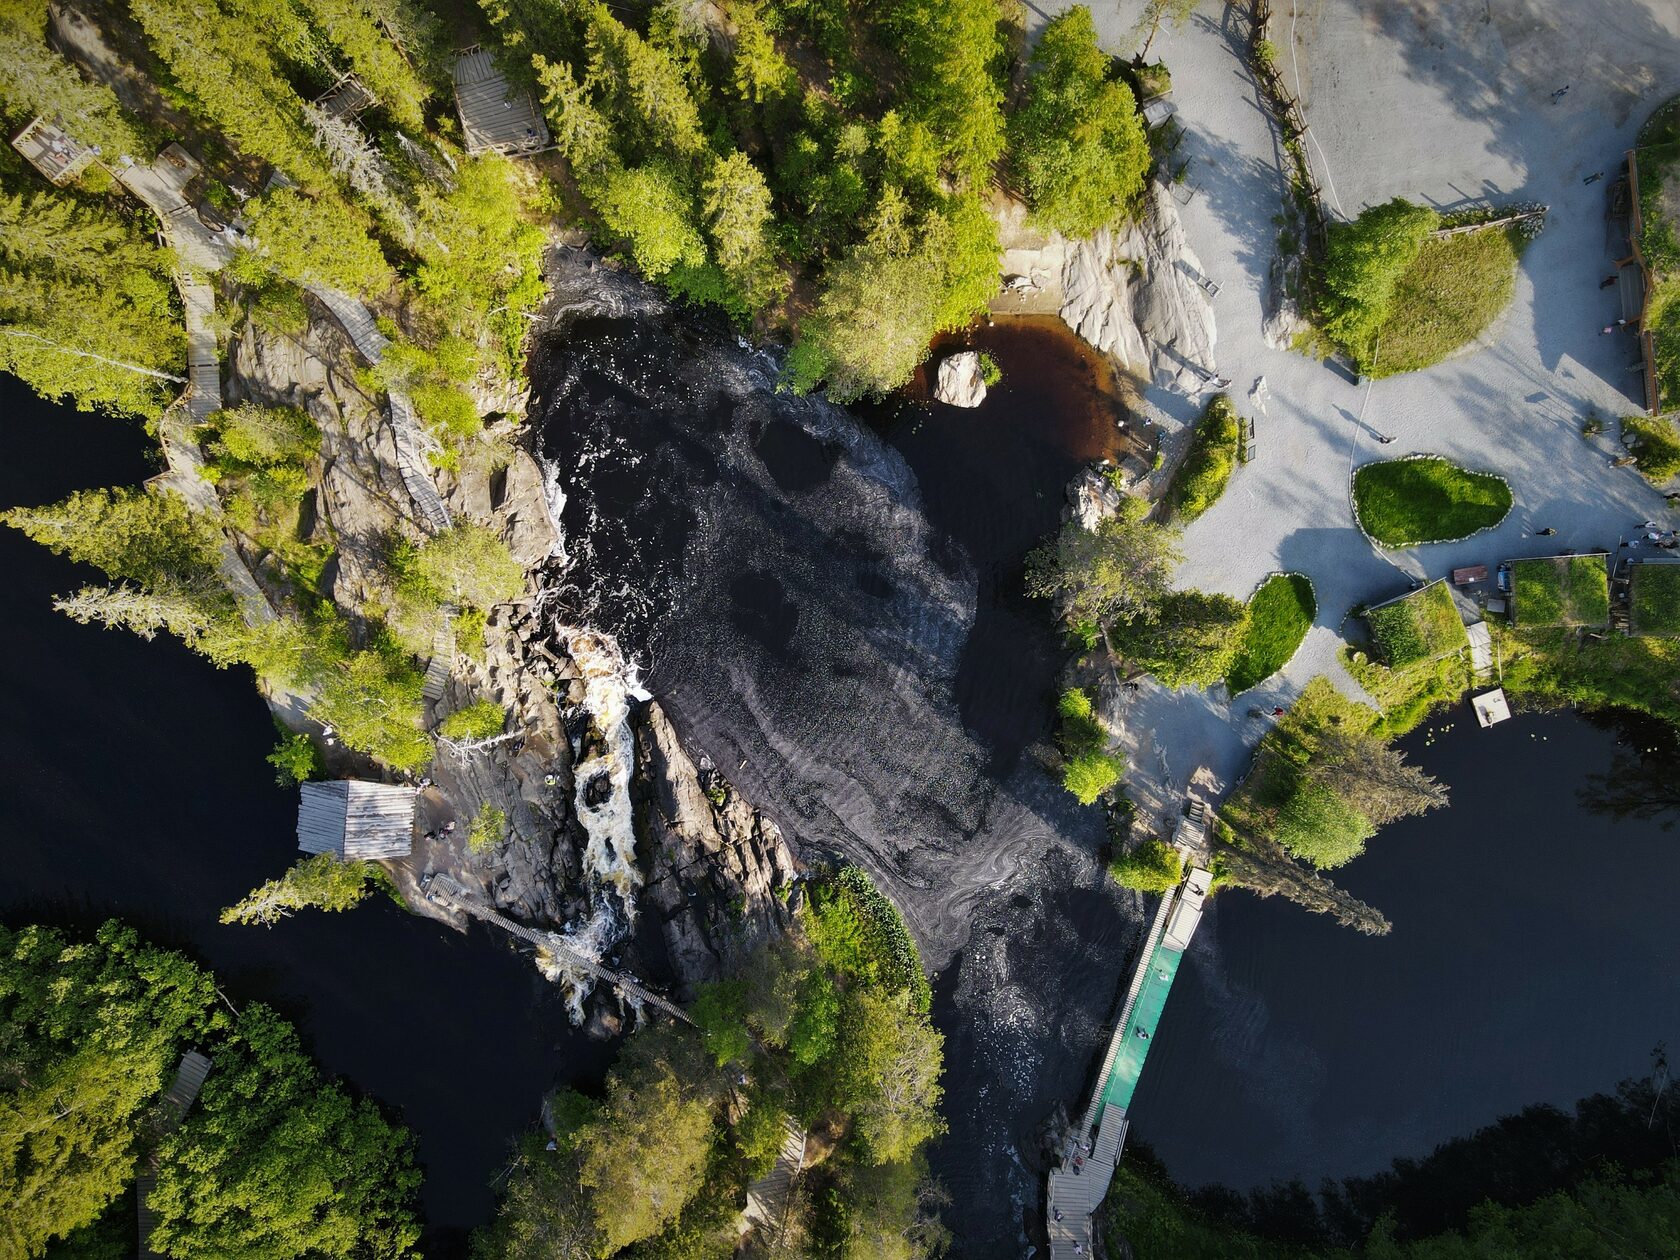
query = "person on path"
xmin=1584 ymin=171 xmax=1603 ymax=185
xmin=1377 ymin=434 xmax=1396 ymax=445
xmin=1551 ymin=85 xmax=1570 ymax=102
xmin=1601 ymin=274 xmax=1620 ymax=289
xmin=1538 ymin=527 xmax=1557 ymax=536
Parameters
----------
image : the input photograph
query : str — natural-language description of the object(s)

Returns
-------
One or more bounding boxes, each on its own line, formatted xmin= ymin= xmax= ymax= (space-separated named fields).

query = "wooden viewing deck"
xmin=452 ymin=47 xmax=548 ymax=156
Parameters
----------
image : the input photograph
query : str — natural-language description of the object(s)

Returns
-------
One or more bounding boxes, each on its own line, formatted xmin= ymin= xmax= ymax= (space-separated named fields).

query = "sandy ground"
xmin=1028 ymin=0 xmax=1680 ymax=832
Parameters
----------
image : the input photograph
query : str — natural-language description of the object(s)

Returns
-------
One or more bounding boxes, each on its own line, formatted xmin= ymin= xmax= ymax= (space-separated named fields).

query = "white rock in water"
xmin=934 ymin=350 xmax=988 ymax=408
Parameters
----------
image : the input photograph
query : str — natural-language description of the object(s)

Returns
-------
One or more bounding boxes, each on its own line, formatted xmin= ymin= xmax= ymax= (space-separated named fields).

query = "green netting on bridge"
xmin=1098 ymin=937 xmax=1185 ymax=1113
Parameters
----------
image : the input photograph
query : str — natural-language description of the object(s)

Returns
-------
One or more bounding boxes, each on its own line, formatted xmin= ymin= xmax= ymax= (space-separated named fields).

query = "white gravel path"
xmin=1030 ymin=0 xmax=1680 ymax=830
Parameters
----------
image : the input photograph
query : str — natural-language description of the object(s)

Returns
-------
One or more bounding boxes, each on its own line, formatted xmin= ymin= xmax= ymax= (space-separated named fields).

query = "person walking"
xmin=1551 ymin=85 xmax=1570 ymax=103
xmin=1537 ymin=527 xmax=1557 ymax=536
xmin=1601 ymin=274 xmax=1620 ymax=289
xmin=1584 ymin=171 xmax=1603 ymax=185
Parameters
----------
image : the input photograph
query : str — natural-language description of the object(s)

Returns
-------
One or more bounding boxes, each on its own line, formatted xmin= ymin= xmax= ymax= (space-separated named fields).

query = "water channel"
xmin=3 ymin=308 xmax=1678 ymax=1256
xmin=0 ymin=376 xmax=616 ymax=1256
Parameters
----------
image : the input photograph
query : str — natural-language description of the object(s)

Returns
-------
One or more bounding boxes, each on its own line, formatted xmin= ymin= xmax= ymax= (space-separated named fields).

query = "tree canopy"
xmin=1010 ymin=7 xmax=1151 ymax=237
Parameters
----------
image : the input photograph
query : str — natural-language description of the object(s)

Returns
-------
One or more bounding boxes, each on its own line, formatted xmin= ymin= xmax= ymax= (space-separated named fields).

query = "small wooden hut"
xmin=11 ymin=117 xmax=95 ymax=185
xmin=297 ymin=780 xmax=416 ymax=860
xmin=314 ymin=72 xmax=376 ymax=122
xmin=452 ymin=46 xmax=548 ymax=156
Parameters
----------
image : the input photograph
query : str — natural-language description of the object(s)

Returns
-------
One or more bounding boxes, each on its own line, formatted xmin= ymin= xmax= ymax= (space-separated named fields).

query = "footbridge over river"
xmin=1046 ymin=797 xmax=1214 ymax=1259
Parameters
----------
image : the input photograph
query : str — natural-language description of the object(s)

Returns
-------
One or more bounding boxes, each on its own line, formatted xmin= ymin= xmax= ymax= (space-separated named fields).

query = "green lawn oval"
xmin=1352 ymin=457 xmax=1513 ymax=547
xmin=1225 ymin=572 xmax=1317 ymax=694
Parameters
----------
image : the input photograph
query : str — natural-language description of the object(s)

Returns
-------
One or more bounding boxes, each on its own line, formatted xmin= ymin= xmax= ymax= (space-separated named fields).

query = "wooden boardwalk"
xmin=742 ymin=1118 xmax=808 ymax=1243
xmin=137 ymin=1051 xmax=212 ymax=1258
xmin=304 ymin=284 xmax=453 ymax=535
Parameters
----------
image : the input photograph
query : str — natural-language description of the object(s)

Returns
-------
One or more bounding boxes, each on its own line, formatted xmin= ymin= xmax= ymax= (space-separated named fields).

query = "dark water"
xmin=0 ymin=375 xmax=614 ymax=1251
xmin=1129 ymin=705 xmax=1680 ymax=1196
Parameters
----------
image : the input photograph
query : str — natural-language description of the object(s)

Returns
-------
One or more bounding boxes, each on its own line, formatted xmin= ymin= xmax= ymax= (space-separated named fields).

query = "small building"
xmin=314 ymin=73 xmax=376 ymax=122
xmin=297 ymin=780 xmax=416 ymax=860
xmin=1472 ymin=688 xmax=1512 ymax=727
xmin=11 ymin=117 xmax=95 ymax=185
xmin=1162 ymin=866 xmax=1212 ymax=953
xmin=452 ymin=46 xmax=548 ymax=156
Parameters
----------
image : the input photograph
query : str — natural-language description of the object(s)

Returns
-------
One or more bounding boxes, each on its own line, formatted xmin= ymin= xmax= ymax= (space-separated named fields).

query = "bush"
xmin=266 ymin=731 xmax=323 ymax=785
xmin=1064 ymin=749 xmax=1125 ymax=804
xmin=439 ymin=700 xmax=506 ymax=741
xmin=1110 ymin=589 xmax=1249 ymax=689
xmin=977 ymin=352 xmax=1002 ymax=386
xmin=1168 ymin=394 xmax=1240 ymax=520
xmin=1226 ymin=573 xmax=1316 ymax=693
xmin=1622 ymin=414 xmax=1680 ymax=481
xmin=807 ymin=866 xmax=931 ymax=1013
xmin=1109 ymin=837 xmax=1182 ymax=893
xmin=1352 ymin=457 xmax=1512 ymax=546
xmin=468 ymin=803 xmax=507 ymax=854
xmin=1272 ymin=778 xmax=1375 ymax=868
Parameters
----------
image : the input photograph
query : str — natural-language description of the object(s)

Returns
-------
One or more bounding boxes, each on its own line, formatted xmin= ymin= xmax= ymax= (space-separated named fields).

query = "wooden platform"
xmin=452 ymin=47 xmax=548 ymax=155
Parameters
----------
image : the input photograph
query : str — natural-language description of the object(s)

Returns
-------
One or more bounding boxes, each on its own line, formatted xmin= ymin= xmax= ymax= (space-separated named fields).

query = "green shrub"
xmin=1272 ymin=778 xmax=1374 ymax=868
xmin=1352 ymin=457 xmax=1512 ymax=546
xmin=1109 ymin=837 xmax=1182 ymax=893
xmin=1168 ymin=394 xmax=1241 ymax=520
xmin=266 ymin=731 xmax=323 ymax=786
xmin=468 ymin=803 xmax=507 ymax=854
xmin=439 ymin=700 xmax=506 ymax=741
xmin=1064 ymin=750 xmax=1125 ymax=805
xmin=977 ymin=352 xmax=1002 ymax=386
xmin=1622 ymin=413 xmax=1680 ymax=481
xmin=1226 ymin=573 xmax=1315 ymax=693
xmin=1110 ymin=589 xmax=1249 ymax=689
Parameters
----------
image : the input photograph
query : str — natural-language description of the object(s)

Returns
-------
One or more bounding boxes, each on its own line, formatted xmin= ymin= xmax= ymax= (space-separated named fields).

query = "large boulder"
xmin=935 ymin=350 xmax=988 ymax=408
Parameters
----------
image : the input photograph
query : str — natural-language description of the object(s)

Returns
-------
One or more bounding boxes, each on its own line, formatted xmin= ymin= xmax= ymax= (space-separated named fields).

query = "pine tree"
xmin=534 ymin=54 xmax=611 ymax=169
xmin=581 ymin=3 xmax=706 ymax=161
xmin=240 ymin=188 xmax=392 ymax=296
xmin=220 ymin=853 xmax=379 ymax=926
xmin=2 ymin=487 xmax=223 ymax=592
xmin=294 ymin=0 xmax=430 ymax=131
xmin=701 ymin=151 xmax=783 ymax=309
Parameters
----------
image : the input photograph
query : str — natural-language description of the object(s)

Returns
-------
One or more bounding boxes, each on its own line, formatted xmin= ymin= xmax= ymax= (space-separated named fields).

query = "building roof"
xmin=297 ymin=780 xmax=416 ymax=859
xmin=1472 ymin=688 xmax=1512 ymax=728
xmin=452 ymin=46 xmax=549 ymax=155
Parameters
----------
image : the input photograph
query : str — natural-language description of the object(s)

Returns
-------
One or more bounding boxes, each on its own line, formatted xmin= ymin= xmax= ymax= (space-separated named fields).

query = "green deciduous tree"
xmin=311 ymin=645 xmax=432 ymax=771
xmin=574 ymin=1048 xmax=717 ymax=1251
xmin=468 ymin=1136 xmax=600 ymax=1260
xmin=397 ymin=522 xmax=525 ymax=610
xmin=1025 ymin=497 xmax=1180 ymax=629
xmin=589 ymin=161 xmax=706 ymax=280
xmin=1063 ymin=749 xmax=1124 ymax=804
xmin=1109 ymin=588 xmax=1249 ymax=689
xmin=1010 ymin=6 xmax=1151 ymax=237
xmin=876 ymin=0 xmax=1005 ymax=187
xmin=438 ymin=699 xmax=507 ymax=742
xmin=833 ymin=989 xmax=945 ymax=1165
xmin=220 ymin=853 xmax=380 ymax=926
xmin=148 ymin=1004 xmax=421 ymax=1259
xmin=1134 ymin=0 xmax=1197 ymax=60
xmin=1273 ymin=777 xmax=1374 ymax=869
xmin=691 ymin=978 xmax=752 ymax=1066
xmin=1110 ymin=837 xmax=1183 ymax=893
xmin=240 ymin=188 xmax=391 ymax=296
xmin=796 ymin=188 xmax=999 ymax=398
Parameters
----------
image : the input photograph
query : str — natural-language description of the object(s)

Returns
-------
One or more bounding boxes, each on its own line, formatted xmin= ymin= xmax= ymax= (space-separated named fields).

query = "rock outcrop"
xmin=637 ymin=702 xmax=799 ymax=998
xmin=934 ymin=350 xmax=988 ymax=408
xmin=991 ymin=183 xmax=1218 ymax=391
xmin=1064 ymin=465 xmax=1124 ymax=530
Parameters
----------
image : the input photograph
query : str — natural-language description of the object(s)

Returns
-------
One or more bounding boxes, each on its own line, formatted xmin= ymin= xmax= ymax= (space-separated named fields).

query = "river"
xmin=1127 ymin=705 xmax=1680 ymax=1202
xmin=0 ymin=375 xmax=615 ymax=1256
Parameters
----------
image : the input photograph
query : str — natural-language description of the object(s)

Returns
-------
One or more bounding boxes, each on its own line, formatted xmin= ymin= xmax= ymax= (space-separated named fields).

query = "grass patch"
xmin=1363 ymin=580 xmax=1469 ymax=668
xmin=1632 ymin=562 xmax=1680 ymax=636
xmin=1374 ymin=226 xmax=1525 ymax=375
xmin=1166 ymin=394 xmax=1240 ymax=521
xmin=1352 ymin=456 xmax=1512 ymax=546
xmin=1637 ymin=101 xmax=1680 ymax=411
xmin=1225 ymin=573 xmax=1316 ymax=693
xmin=1513 ymin=555 xmax=1611 ymax=628
xmin=1498 ymin=623 xmax=1680 ymax=731
xmin=1345 ymin=647 xmax=1472 ymax=738
xmin=1621 ymin=413 xmax=1680 ymax=482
